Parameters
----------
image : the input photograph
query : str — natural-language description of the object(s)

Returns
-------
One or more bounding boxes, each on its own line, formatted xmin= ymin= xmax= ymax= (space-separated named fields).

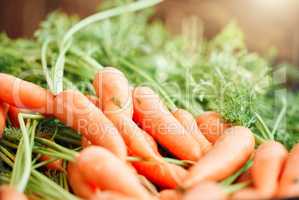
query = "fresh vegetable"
xmin=0 ymin=73 xmax=54 ymax=114
xmin=7 ymin=106 xmax=21 ymax=128
xmin=93 ymin=67 xmax=133 ymax=118
xmin=251 ymin=141 xmax=287 ymax=197
xmin=277 ymin=144 xmax=299 ymax=198
xmin=173 ymin=109 xmax=212 ymax=153
xmin=183 ymin=126 xmax=255 ymax=188
xmin=133 ymin=86 xmax=202 ymax=161
xmin=76 ymin=146 xmax=152 ymax=200
xmin=196 ymin=111 xmax=231 ymax=144
xmin=53 ymin=89 xmax=127 ymax=160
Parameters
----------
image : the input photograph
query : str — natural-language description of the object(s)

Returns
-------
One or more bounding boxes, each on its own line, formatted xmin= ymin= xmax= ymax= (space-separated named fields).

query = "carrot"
xmin=0 ymin=73 xmax=54 ymax=114
xmin=196 ymin=111 xmax=231 ymax=144
xmin=53 ymin=89 xmax=127 ymax=160
xmin=183 ymin=126 xmax=255 ymax=188
xmin=86 ymin=95 xmax=100 ymax=107
xmin=173 ymin=109 xmax=212 ymax=154
xmin=93 ymin=67 xmax=133 ymax=118
xmin=67 ymin=161 xmax=97 ymax=199
xmin=277 ymin=143 xmax=299 ymax=198
xmin=0 ymin=101 xmax=8 ymax=137
xmin=88 ymin=191 xmax=137 ymax=200
xmin=133 ymin=87 xmax=202 ymax=161
xmin=76 ymin=146 xmax=152 ymax=200
xmin=133 ymin=162 xmax=187 ymax=189
xmin=182 ymin=181 xmax=226 ymax=200
xmin=39 ymin=155 xmax=64 ymax=171
xmin=0 ymin=185 xmax=28 ymax=200
xmin=251 ymin=141 xmax=287 ymax=197
xmin=93 ymin=68 xmax=164 ymax=163
xmin=159 ymin=190 xmax=182 ymax=200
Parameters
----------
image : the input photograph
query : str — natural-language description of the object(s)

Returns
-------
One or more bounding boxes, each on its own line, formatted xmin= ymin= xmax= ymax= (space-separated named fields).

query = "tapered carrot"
xmin=196 ymin=111 xmax=231 ymax=144
xmin=88 ymin=191 xmax=137 ymax=200
xmin=0 ymin=185 xmax=28 ymax=200
xmin=67 ymin=161 xmax=96 ymax=199
xmin=39 ymin=155 xmax=63 ymax=171
xmin=159 ymin=190 xmax=182 ymax=200
xmin=53 ymin=90 xmax=127 ymax=160
xmin=93 ymin=67 xmax=133 ymax=118
xmin=251 ymin=141 xmax=287 ymax=197
xmin=0 ymin=101 xmax=8 ymax=137
xmin=133 ymin=87 xmax=202 ymax=161
xmin=182 ymin=181 xmax=226 ymax=200
xmin=0 ymin=73 xmax=54 ymax=114
xmin=277 ymin=143 xmax=299 ymax=198
xmin=76 ymin=146 xmax=152 ymax=200
xmin=133 ymin=162 xmax=187 ymax=189
xmin=173 ymin=109 xmax=212 ymax=154
xmin=183 ymin=126 xmax=255 ymax=188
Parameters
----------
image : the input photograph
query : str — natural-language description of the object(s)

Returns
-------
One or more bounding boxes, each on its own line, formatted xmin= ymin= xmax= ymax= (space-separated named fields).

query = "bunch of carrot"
xmin=0 ymin=69 xmax=299 ymax=200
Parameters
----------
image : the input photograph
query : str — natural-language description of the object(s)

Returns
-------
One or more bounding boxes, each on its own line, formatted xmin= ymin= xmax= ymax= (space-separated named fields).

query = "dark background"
xmin=1 ymin=0 xmax=299 ymax=67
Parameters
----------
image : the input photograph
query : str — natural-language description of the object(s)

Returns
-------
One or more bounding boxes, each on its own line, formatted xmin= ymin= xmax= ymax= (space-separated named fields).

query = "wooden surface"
xmin=0 ymin=0 xmax=299 ymax=66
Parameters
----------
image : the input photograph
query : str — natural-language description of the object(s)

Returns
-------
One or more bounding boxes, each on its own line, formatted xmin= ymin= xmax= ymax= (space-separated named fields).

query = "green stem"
xmin=255 ymin=112 xmax=272 ymax=140
xmin=52 ymin=0 xmax=162 ymax=95
xmin=271 ymin=97 xmax=287 ymax=138
xmin=41 ymin=38 xmax=53 ymax=91
xmin=223 ymin=181 xmax=251 ymax=194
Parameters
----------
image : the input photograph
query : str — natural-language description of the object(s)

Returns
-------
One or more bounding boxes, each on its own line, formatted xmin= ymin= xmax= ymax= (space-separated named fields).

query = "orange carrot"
xmin=0 ymin=101 xmax=8 ymax=137
xmin=0 ymin=73 xmax=54 ymax=114
xmin=183 ymin=126 xmax=255 ymax=188
xmin=93 ymin=68 xmax=163 ymax=162
xmin=0 ymin=185 xmax=28 ymax=200
xmin=67 ymin=161 xmax=97 ymax=199
xmin=251 ymin=141 xmax=287 ymax=197
xmin=76 ymin=146 xmax=152 ymax=200
xmin=196 ymin=111 xmax=231 ymax=144
xmin=277 ymin=143 xmax=299 ymax=198
xmin=88 ymin=191 xmax=137 ymax=200
xmin=133 ymin=87 xmax=202 ymax=161
xmin=133 ymin=162 xmax=187 ymax=189
xmin=159 ymin=190 xmax=182 ymax=200
xmin=182 ymin=181 xmax=226 ymax=200
xmin=53 ymin=90 xmax=127 ymax=160
xmin=93 ymin=67 xmax=133 ymax=118
xmin=39 ymin=155 xmax=64 ymax=171
xmin=173 ymin=109 xmax=212 ymax=154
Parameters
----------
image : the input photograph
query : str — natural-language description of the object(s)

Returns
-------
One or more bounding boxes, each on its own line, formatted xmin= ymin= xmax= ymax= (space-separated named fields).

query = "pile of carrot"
xmin=0 ymin=69 xmax=299 ymax=200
